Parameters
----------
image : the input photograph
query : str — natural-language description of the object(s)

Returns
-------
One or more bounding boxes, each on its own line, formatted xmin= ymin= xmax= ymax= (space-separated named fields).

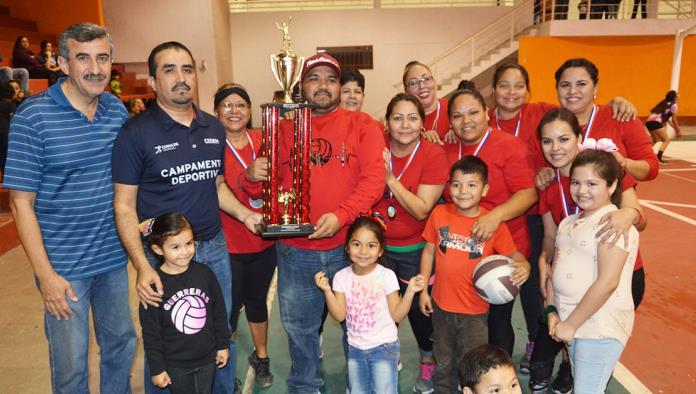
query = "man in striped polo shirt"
xmin=3 ymin=23 xmax=136 ymax=393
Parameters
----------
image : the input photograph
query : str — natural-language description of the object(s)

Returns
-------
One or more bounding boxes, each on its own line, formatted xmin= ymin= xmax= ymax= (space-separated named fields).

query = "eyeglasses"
xmin=220 ymin=102 xmax=249 ymax=112
xmin=406 ymin=75 xmax=434 ymax=90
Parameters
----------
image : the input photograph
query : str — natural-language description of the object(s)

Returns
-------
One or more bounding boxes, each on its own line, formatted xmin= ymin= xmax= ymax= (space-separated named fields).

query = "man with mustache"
xmin=112 ymin=41 xmax=259 ymax=394
xmin=271 ymin=53 xmax=385 ymax=393
xmin=3 ymin=23 xmax=136 ymax=393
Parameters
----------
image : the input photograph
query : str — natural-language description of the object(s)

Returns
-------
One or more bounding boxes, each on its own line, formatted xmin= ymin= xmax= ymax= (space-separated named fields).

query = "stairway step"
xmin=0 ymin=14 xmax=37 ymax=32
xmin=0 ymin=6 xmax=8 ymax=17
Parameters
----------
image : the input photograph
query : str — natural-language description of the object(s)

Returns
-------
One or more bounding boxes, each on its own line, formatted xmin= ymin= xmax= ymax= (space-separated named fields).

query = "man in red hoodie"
xmin=275 ymin=54 xmax=385 ymax=393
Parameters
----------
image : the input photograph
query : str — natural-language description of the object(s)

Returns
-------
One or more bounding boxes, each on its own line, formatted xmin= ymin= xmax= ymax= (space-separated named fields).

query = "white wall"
xmin=229 ymin=7 xmax=510 ymax=123
xmin=102 ymin=0 xmax=231 ymax=112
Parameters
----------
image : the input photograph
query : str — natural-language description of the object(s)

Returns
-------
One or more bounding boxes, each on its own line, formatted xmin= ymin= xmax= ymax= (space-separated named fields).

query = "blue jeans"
xmin=43 ymin=267 xmax=136 ymax=394
xmin=347 ymin=340 xmax=399 ymax=394
xmin=277 ymin=242 xmax=349 ymax=394
xmin=143 ymin=230 xmax=236 ymax=394
xmin=569 ymin=338 xmax=624 ymax=394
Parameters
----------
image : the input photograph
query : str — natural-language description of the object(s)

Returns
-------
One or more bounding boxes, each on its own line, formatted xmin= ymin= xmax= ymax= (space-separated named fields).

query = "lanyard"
xmin=557 ymin=169 xmax=579 ymax=218
xmin=429 ymin=100 xmax=441 ymax=132
xmin=582 ymin=105 xmax=597 ymax=140
xmin=495 ymin=107 xmax=521 ymax=137
xmin=458 ymin=128 xmax=491 ymax=160
xmin=389 ymin=140 xmax=421 ymax=198
xmin=225 ymin=131 xmax=255 ymax=169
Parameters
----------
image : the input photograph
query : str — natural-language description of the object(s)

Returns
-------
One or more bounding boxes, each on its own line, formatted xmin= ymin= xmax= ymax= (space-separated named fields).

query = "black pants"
xmin=632 ymin=0 xmax=647 ymax=18
xmin=168 ymin=362 xmax=215 ymax=394
xmin=229 ymin=245 xmax=277 ymax=331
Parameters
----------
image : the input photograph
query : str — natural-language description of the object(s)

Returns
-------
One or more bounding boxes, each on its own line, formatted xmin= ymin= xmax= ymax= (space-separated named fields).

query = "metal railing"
xmin=535 ymin=0 xmax=695 ymax=20
xmin=229 ymin=0 xmax=522 ymax=12
xmin=393 ymin=0 xmax=535 ymax=89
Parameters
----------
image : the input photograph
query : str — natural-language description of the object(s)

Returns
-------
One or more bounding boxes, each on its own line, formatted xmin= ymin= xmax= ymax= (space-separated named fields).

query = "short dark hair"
xmin=493 ymin=63 xmax=530 ymax=92
xmin=147 ymin=41 xmax=194 ymax=78
xmin=459 ymin=344 xmax=515 ymax=390
xmin=340 ymin=68 xmax=365 ymax=91
xmin=555 ymin=58 xmax=599 ymax=87
xmin=385 ymin=93 xmax=425 ymax=122
xmin=59 ymin=23 xmax=113 ymax=60
xmin=402 ymin=61 xmax=432 ymax=89
xmin=450 ymin=155 xmax=488 ymax=184
xmin=0 ymin=82 xmax=15 ymax=100
xmin=448 ymin=88 xmax=487 ymax=119
xmin=537 ymin=107 xmax=582 ymax=139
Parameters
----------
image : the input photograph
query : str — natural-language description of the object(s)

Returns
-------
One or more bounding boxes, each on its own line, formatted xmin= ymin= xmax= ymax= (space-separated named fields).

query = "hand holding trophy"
xmin=259 ymin=17 xmax=315 ymax=237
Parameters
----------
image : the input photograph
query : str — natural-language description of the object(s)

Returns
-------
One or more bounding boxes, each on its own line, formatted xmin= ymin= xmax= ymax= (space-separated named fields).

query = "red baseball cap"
xmin=301 ymin=53 xmax=341 ymax=81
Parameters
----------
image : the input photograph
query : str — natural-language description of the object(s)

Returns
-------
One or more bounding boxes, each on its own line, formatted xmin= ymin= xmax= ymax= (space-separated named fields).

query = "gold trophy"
xmin=259 ymin=17 xmax=315 ymax=237
xmin=270 ymin=17 xmax=303 ymax=104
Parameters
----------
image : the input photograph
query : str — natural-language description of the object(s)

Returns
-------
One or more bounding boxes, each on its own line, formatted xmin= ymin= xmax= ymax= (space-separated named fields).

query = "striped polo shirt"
xmin=3 ymin=78 xmax=128 ymax=280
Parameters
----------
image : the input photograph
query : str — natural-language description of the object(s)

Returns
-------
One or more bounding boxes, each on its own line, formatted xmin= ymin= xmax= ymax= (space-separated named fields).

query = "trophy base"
xmin=258 ymin=223 xmax=315 ymax=238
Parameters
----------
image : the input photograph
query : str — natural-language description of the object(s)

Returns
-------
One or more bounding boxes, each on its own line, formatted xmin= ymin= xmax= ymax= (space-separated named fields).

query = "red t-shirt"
xmin=279 ymin=108 xmax=386 ymax=251
xmin=424 ymin=98 xmax=451 ymax=140
xmin=220 ymin=130 xmax=274 ymax=254
xmin=539 ymin=172 xmax=643 ymax=269
xmin=584 ymin=105 xmax=659 ymax=181
xmin=423 ymin=205 xmax=518 ymax=314
xmin=373 ymin=139 xmax=449 ymax=246
xmin=443 ymin=130 xmax=536 ymax=257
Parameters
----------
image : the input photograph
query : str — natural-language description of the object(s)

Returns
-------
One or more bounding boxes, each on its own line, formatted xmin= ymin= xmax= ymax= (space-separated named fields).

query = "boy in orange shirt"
xmin=419 ymin=156 xmax=530 ymax=393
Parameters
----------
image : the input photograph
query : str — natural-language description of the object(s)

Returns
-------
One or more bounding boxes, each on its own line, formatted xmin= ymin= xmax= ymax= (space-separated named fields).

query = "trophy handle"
xmin=270 ymin=54 xmax=283 ymax=87
xmin=291 ymin=56 xmax=305 ymax=89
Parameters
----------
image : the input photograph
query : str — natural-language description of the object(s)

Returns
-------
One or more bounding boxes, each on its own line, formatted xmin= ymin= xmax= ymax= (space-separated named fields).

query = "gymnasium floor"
xmin=1 ymin=129 xmax=694 ymax=393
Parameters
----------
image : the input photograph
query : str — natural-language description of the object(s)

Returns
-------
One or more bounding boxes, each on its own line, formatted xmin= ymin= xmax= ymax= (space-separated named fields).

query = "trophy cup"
xmin=259 ymin=17 xmax=315 ymax=237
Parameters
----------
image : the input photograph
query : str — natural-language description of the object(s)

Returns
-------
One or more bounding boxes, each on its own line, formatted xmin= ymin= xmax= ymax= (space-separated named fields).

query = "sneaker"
xmin=413 ymin=362 xmax=435 ymax=393
xmin=248 ymin=351 xmax=274 ymax=388
xmin=398 ymin=359 xmax=403 ymax=372
xmin=519 ymin=341 xmax=535 ymax=374
xmin=551 ymin=360 xmax=573 ymax=394
xmin=319 ymin=333 xmax=324 ymax=360
xmin=530 ymin=378 xmax=550 ymax=394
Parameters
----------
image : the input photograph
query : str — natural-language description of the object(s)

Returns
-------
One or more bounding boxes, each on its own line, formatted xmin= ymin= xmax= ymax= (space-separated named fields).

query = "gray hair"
xmin=59 ymin=23 xmax=113 ymax=60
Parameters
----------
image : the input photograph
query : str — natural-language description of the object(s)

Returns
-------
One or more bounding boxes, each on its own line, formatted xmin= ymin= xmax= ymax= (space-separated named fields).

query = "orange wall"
xmin=0 ymin=0 xmax=103 ymax=37
xmin=519 ymin=36 xmax=696 ymax=116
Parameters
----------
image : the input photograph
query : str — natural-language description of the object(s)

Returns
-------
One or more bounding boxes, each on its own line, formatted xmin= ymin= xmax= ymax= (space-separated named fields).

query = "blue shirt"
xmin=3 ymin=78 xmax=129 ymax=280
xmin=111 ymin=102 xmax=224 ymax=241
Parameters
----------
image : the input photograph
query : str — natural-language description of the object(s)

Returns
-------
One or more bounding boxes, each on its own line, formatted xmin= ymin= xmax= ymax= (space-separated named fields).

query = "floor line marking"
xmin=658 ymin=168 xmax=696 ymax=172
xmin=640 ymin=199 xmax=696 ymax=209
xmin=640 ymin=200 xmax=696 ymax=226
xmin=614 ymin=362 xmax=652 ymax=393
xmin=661 ymin=172 xmax=696 ymax=183
xmin=242 ymin=268 xmax=279 ymax=394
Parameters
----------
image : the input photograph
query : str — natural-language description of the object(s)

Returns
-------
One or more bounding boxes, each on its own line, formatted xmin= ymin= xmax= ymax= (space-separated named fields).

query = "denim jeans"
xmin=347 ymin=340 xmax=399 ymax=394
xmin=168 ymin=362 xmax=215 ymax=394
xmin=569 ymin=338 xmax=624 ymax=394
xmin=277 ymin=241 xmax=349 ymax=393
xmin=43 ymin=267 xmax=136 ymax=394
xmin=143 ymin=230 xmax=236 ymax=394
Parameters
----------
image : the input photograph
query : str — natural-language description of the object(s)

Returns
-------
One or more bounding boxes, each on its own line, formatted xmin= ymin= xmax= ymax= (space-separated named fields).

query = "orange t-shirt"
xmin=422 ymin=204 xmax=518 ymax=314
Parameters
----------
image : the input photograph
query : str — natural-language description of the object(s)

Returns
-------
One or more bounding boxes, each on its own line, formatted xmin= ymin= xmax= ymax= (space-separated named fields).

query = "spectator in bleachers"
xmin=0 ymin=81 xmax=16 ymax=179
xmin=38 ymin=40 xmax=61 ymax=72
xmin=8 ymin=79 xmax=26 ymax=105
xmin=127 ymin=98 xmax=146 ymax=117
xmin=0 ymin=58 xmax=29 ymax=93
xmin=11 ymin=36 xmax=61 ymax=85
xmin=109 ymin=69 xmax=122 ymax=98
xmin=631 ymin=0 xmax=647 ymax=18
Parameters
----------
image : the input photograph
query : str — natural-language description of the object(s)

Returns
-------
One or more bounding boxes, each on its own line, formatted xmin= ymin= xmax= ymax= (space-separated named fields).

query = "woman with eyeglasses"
xmin=443 ymin=86 xmax=535 ymax=359
xmin=403 ymin=61 xmax=450 ymax=144
xmin=214 ymin=83 xmax=276 ymax=389
xmin=375 ymin=93 xmax=450 ymax=393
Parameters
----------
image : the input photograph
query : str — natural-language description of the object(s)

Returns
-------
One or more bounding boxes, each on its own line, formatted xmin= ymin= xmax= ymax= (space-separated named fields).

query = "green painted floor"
xmin=234 ymin=295 xmax=630 ymax=393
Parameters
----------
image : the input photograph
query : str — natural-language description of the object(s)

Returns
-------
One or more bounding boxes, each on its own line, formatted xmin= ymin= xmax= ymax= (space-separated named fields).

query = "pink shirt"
xmin=332 ymin=264 xmax=400 ymax=350
xmin=553 ymin=204 xmax=638 ymax=346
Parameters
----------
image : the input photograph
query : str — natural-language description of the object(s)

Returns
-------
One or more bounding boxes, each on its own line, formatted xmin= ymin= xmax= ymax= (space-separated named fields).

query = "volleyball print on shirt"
xmin=163 ymin=289 xmax=210 ymax=334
